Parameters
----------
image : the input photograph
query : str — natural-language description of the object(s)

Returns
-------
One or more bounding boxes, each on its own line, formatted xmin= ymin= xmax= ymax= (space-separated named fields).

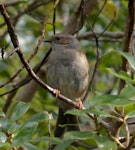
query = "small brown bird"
xmin=45 ymin=33 xmax=89 ymax=137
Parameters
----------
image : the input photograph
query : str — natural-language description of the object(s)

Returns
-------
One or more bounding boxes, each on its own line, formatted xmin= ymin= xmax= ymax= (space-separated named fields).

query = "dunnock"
xmin=45 ymin=33 xmax=89 ymax=137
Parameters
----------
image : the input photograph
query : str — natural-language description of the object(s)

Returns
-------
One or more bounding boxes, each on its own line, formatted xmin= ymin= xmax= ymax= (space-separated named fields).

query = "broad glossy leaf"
xmin=120 ymin=83 xmax=135 ymax=99
xmin=0 ymin=132 xmax=10 ymax=149
xmin=125 ymin=111 xmax=135 ymax=119
xmin=125 ymin=104 xmax=135 ymax=119
xmin=8 ymin=122 xmax=20 ymax=133
xmin=65 ymin=109 xmax=88 ymax=117
xmin=66 ymin=109 xmax=117 ymax=119
xmin=10 ymin=102 xmax=30 ymax=121
xmin=64 ymin=131 xmax=94 ymax=140
xmin=89 ymin=94 xmax=134 ymax=107
xmin=0 ymin=143 xmax=10 ymax=149
xmin=29 ymin=136 xmax=61 ymax=144
xmin=26 ymin=112 xmax=53 ymax=123
xmin=0 ymin=132 xmax=7 ymax=143
xmin=64 ymin=132 xmax=117 ymax=150
xmin=119 ymin=52 xmax=135 ymax=70
xmin=12 ymin=122 xmax=38 ymax=147
xmin=100 ymin=50 xmax=121 ymax=69
xmin=24 ymin=143 xmax=43 ymax=150
xmin=95 ymin=135 xmax=117 ymax=150
xmin=55 ymin=139 xmax=74 ymax=150
xmin=0 ymin=118 xmax=14 ymax=132
xmin=106 ymin=68 xmax=134 ymax=83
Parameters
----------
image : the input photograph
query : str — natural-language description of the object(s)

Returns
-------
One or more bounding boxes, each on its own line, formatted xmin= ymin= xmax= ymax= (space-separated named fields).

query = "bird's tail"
xmin=54 ymin=107 xmax=80 ymax=137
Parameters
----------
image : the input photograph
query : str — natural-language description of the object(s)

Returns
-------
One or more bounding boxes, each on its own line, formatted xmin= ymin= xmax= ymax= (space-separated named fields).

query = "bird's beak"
xmin=43 ymin=38 xmax=52 ymax=43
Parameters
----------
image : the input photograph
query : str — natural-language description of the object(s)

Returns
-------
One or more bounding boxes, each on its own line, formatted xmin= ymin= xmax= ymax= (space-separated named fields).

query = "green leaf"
xmin=12 ymin=122 xmax=38 ymax=147
xmin=64 ymin=131 xmax=94 ymax=140
xmin=63 ymin=130 xmax=118 ymax=150
xmin=95 ymin=135 xmax=117 ymax=150
xmin=119 ymin=52 xmax=135 ymax=70
xmin=29 ymin=136 xmax=61 ymax=144
xmin=89 ymin=94 xmax=135 ymax=107
xmin=100 ymin=50 xmax=121 ymax=69
xmin=0 ymin=132 xmax=7 ymax=144
xmin=110 ymin=50 xmax=135 ymax=68
xmin=120 ymin=83 xmax=135 ymax=99
xmin=86 ymin=109 xmax=118 ymax=119
xmin=66 ymin=109 xmax=117 ymax=119
xmin=24 ymin=143 xmax=43 ymax=150
xmin=65 ymin=109 xmax=88 ymax=117
xmin=0 ymin=118 xmax=15 ymax=132
xmin=0 ymin=143 xmax=10 ymax=149
xmin=26 ymin=112 xmax=53 ymax=123
xmin=125 ymin=110 xmax=135 ymax=119
xmin=8 ymin=122 xmax=19 ymax=133
xmin=106 ymin=68 xmax=134 ymax=83
xmin=10 ymin=102 xmax=30 ymax=121
xmin=0 ymin=132 xmax=10 ymax=149
xmin=120 ymin=83 xmax=133 ymax=96
xmin=54 ymin=139 xmax=74 ymax=150
xmin=124 ymin=104 xmax=135 ymax=119
xmin=0 ymin=115 xmax=19 ymax=134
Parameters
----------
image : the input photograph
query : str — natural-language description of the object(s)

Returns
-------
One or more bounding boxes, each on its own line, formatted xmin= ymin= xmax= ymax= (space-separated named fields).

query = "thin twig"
xmin=0 ymin=49 xmax=51 ymax=97
xmin=82 ymin=16 xmax=100 ymax=102
xmin=0 ymin=17 xmax=47 ymax=89
xmin=2 ymin=47 xmax=18 ymax=58
xmin=4 ymin=0 xmax=26 ymax=7
xmin=98 ymin=11 xmax=116 ymax=38
xmin=126 ymin=134 xmax=135 ymax=149
xmin=123 ymin=118 xmax=130 ymax=147
xmin=82 ymin=8 xmax=117 ymax=102
xmin=78 ymin=31 xmax=124 ymax=40
xmin=0 ymin=0 xmax=49 ymax=37
xmin=92 ymin=0 xmax=107 ymax=27
xmin=107 ymin=130 xmax=125 ymax=149
xmin=13 ymin=0 xmax=50 ymax=21
xmin=52 ymin=0 xmax=58 ymax=35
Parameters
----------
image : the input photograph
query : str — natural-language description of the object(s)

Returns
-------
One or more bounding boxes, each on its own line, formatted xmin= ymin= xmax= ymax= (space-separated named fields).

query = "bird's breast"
xmin=46 ymin=50 xmax=89 ymax=105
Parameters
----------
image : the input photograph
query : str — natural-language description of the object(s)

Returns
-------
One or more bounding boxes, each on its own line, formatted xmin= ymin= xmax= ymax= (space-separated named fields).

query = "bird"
xmin=44 ymin=33 xmax=89 ymax=137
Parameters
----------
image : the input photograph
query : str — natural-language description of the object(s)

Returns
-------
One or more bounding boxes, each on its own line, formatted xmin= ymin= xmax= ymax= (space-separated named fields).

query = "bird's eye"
xmin=55 ymin=37 xmax=60 ymax=41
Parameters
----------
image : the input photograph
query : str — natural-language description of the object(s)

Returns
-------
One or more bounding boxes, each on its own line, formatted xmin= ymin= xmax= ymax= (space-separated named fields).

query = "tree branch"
xmin=0 ymin=3 xmax=81 ymax=110
xmin=78 ymin=31 xmax=124 ymax=40
xmin=118 ymin=0 xmax=135 ymax=94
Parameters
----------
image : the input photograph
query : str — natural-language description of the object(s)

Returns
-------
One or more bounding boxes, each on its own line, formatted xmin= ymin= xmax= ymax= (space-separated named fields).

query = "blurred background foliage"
xmin=1 ymin=0 xmax=135 ymax=149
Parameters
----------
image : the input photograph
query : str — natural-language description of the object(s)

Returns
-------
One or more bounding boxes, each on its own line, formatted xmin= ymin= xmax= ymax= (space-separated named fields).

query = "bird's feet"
xmin=76 ymin=99 xmax=83 ymax=109
xmin=53 ymin=89 xmax=60 ymax=98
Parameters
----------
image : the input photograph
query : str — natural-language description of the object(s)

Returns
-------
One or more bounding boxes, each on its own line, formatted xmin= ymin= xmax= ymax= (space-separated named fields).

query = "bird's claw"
xmin=77 ymin=99 xmax=83 ymax=109
xmin=53 ymin=89 xmax=60 ymax=98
